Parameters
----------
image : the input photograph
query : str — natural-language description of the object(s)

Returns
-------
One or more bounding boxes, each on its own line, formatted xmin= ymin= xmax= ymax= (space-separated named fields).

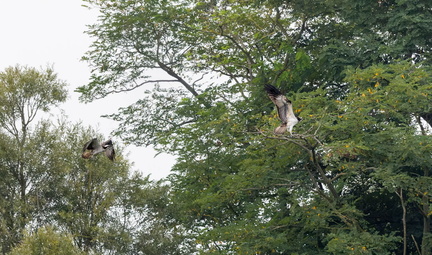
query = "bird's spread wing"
xmin=104 ymin=146 xmax=115 ymax=161
xmin=82 ymin=138 xmax=115 ymax=161
xmin=264 ymin=84 xmax=289 ymax=123
xmin=101 ymin=139 xmax=113 ymax=148
xmin=264 ymin=84 xmax=284 ymax=107
xmin=82 ymin=138 xmax=100 ymax=153
xmin=82 ymin=138 xmax=106 ymax=159
xmin=101 ymin=139 xmax=115 ymax=161
xmin=286 ymin=101 xmax=296 ymax=121
xmin=276 ymin=102 xmax=289 ymax=124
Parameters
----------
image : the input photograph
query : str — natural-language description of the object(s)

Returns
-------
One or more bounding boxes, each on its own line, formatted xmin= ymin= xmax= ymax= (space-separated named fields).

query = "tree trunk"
xmin=396 ymin=189 xmax=407 ymax=255
xmin=421 ymin=195 xmax=431 ymax=255
xmin=422 ymin=167 xmax=431 ymax=255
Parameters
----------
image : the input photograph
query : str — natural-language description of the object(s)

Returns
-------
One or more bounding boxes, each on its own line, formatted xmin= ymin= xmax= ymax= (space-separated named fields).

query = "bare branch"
xmin=157 ymin=61 xmax=200 ymax=97
xmin=219 ymin=26 xmax=255 ymax=80
xmin=257 ymin=130 xmax=339 ymax=201
xmin=92 ymin=79 xmax=180 ymax=99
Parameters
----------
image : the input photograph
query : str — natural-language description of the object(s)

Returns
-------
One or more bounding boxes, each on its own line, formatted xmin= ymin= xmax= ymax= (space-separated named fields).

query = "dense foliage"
xmin=76 ymin=0 xmax=432 ymax=254
xmin=2 ymin=0 xmax=432 ymax=254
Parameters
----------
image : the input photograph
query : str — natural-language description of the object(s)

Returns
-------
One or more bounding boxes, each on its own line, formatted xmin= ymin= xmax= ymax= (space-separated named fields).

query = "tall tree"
xmin=0 ymin=65 xmax=67 ymax=253
xmin=39 ymin=122 xmax=189 ymax=255
xmin=0 ymin=65 xmax=186 ymax=255
xmin=78 ymin=0 xmax=432 ymax=254
xmin=53 ymin=125 xmax=131 ymax=253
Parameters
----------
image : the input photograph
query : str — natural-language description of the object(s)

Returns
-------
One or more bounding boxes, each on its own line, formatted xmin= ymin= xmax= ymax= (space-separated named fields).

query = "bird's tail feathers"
xmin=274 ymin=124 xmax=287 ymax=134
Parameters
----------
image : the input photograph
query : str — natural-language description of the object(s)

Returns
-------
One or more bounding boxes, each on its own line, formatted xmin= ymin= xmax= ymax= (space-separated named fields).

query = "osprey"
xmin=82 ymin=138 xmax=115 ymax=161
xmin=264 ymin=84 xmax=301 ymax=134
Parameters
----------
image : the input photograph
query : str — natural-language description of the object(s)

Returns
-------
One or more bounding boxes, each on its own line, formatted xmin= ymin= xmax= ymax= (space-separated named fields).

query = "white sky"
xmin=0 ymin=0 xmax=176 ymax=180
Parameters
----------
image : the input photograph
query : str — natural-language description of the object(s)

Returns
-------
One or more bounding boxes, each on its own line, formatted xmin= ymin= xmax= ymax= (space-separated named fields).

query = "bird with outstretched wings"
xmin=264 ymin=84 xmax=301 ymax=134
xmin=82 ymin=138 xmax=115 ymax=161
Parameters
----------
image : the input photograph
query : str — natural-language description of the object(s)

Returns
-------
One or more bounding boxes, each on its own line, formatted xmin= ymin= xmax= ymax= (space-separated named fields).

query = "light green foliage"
xmin=8 ymin=226 xmax=84 ymax=255
xmin=0 ymin=65 xmax=68 ymax=253
xmin=0 ymin=64 xmax=185 ymax=254
xmin=0 ymin=65 xmax=67 ymax=137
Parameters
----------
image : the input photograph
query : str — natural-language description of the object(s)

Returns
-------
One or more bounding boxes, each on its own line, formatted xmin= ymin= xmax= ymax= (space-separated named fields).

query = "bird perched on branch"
xmin=264 ymin=84 xmax=302 ymax=134
xmin=82 ymin=138 xmax=115 ymax=161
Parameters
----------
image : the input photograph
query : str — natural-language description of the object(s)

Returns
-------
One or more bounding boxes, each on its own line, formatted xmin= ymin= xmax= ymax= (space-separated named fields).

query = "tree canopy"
xmin=77 ymin=0 xmax=432 ymax=254
xmin=0 ymin=0 xmax=427 ymax=254
xmin=0 ymin=65 xmax=182 ymax=255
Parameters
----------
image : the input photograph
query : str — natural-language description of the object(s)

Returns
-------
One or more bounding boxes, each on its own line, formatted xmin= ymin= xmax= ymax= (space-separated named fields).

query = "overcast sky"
xmin=0 ymin=0 xmax=175 ymax=180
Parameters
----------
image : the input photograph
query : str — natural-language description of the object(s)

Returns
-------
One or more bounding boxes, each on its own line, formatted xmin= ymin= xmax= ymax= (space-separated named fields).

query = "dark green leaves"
xmin=78 ymin=0 xmax=432 ymax=254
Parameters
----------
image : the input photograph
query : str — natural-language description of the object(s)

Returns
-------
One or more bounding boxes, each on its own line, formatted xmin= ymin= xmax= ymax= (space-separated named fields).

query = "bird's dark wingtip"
xmin=264 ymin=84 xmax=274 ymax=91
xmin=264 ymin=84 xmax=281 ymax=95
